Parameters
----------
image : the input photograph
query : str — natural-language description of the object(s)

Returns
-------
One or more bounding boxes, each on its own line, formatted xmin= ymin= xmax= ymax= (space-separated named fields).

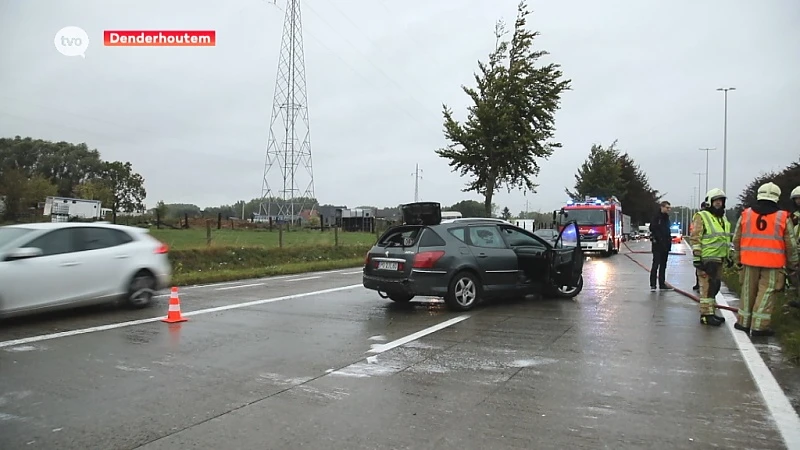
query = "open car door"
xmin=550 ymin=221 xmax=584 ymax=294
xmin=401 ymin=202 xmax=442 ymax=226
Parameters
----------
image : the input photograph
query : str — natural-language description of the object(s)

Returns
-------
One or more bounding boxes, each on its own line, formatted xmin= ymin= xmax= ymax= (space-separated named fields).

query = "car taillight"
xmin=412 ymin=251 xmax=445 ymax=269
xmin=364 ymin=252 xmax=371 ymax=265
xmin=155 ymin=243 xmax=169 ymax=254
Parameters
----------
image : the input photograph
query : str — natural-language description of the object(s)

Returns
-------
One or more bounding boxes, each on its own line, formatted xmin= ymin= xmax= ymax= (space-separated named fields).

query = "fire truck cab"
xmin=555 ymin=196 xmax=622 ymax=257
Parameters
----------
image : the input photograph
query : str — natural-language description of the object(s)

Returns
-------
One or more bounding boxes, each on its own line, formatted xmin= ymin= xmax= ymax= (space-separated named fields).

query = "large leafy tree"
xmin=447 ymin=200 xmax=493 ymax=218
xmin=436 ymin=1 xmax=572 ymax=217
xmin=568 ymin=141 xmax=661 ymax=224
xmin=737 ymin=157 xmax=800 ymax=213
xmin=566 ymin=142 xmax=626 ymax=201
xmin=100 ymin=161 xmax=147 ymax=223
xmin=617 ymin=153 xmax=662 ymax=224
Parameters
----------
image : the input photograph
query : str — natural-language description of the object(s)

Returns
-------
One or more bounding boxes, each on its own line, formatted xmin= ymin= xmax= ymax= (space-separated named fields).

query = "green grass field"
xmin=149 ymin=228 xmax=378 ymax=250
xmin=722 ymin=268 xmax=800 ymax=364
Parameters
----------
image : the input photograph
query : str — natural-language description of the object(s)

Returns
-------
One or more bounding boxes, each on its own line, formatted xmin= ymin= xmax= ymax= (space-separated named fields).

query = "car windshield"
xmin=562 ymin=209 xmax=606 ymax=225
xmin=0 ymin=227 xmax=34 ymax=250
xmin=534 ymin=229 xmax=557 ymax=239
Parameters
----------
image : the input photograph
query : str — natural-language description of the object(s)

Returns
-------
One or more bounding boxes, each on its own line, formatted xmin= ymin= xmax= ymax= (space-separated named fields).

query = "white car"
xmin=0 ymin=222 xmax=172 ymax=319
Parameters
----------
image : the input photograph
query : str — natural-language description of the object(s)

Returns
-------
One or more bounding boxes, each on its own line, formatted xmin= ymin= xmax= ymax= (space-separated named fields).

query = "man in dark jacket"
xmin=649 ymin=201 xmax=673 ymax=291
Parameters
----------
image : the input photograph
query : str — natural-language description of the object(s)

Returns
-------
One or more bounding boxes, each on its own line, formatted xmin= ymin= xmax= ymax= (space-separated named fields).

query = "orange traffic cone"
xmin=162 ymin=287 xmax=188 ymax=323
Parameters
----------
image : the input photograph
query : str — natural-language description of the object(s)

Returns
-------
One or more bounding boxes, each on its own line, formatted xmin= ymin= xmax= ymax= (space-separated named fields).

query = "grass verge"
xmin=722 ymin=267 xmax=800 ymax=364
xmin=150 ymin=228 xmax=378 ymax=250
xmin=169 ymin=244 xmax=370 ymax=286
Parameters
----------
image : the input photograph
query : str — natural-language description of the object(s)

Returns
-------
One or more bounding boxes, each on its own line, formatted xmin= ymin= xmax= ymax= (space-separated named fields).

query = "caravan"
xmin=440 ymin=210 xmax=462 ymax=220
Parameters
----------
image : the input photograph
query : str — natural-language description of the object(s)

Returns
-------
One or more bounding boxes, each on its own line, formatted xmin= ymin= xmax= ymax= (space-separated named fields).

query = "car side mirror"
xmin=5 ymin=247 xmax=43 ymax=261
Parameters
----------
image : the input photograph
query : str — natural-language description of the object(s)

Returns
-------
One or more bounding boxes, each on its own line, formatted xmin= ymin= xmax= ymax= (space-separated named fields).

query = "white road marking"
xmin=680 ymin=241 xmax=800 ymax=448
xmin=0 ymin=284 xmax=363 ymax=349
xmin=215 ymin=283 xmax=264 ymax=291
xmin=153 ymin=269 xmax=360 ymax=297
xmin=367 ymin=315 xmax=471 ymax=354
xmin=287 ymin=276 xmax=321 ymax=282
xmin=716 ymin=291 xmax=800 ymax=448
xmin=340 ymin=270 xmax=363 ymax=275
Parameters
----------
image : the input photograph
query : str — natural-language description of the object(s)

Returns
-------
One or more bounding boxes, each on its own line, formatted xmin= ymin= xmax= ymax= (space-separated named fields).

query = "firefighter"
xmin=788 ymin=187 xmax=800 ymax=303
xmin=692 ymin=201 xmax=709 ymax=292
xmin=792 ymin=186 xmax=800 ymax=241
xmin=732 ymin=182 xmax=799 ymax=336
xmin=691 ymin=189 xmax=732 ymax=326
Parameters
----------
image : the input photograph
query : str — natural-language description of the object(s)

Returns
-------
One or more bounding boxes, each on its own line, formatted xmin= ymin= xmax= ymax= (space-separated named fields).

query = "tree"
xmin=154 ymin=200 xmax=168 ymax=222
xmin=737 ymin=157 xmax=800 ymax=213
xmin=448 ymin=200 xmax=489 ymax=218
xmin=500 ymin=206 xmax=512 ymax=220
xmin=74 ymin=179 xmax=113 ymax=205
xmin=100 ymin=161 xmax=146 ymax=223
xmin=566 ymin=142 xmax=626 ymax=200
xmin=0 ymin=169 xmax=58 ymax=220
xmin=435 ymin=1 xmax=572 ymax=217
xmin=617 ymin=153 xmax=662 ymax=224
xmin=568 ymin=141 xmax=661 ymax=224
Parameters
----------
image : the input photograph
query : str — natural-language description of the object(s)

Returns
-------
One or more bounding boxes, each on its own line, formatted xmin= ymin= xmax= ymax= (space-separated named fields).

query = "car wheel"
xmin=555 ymin=274 xmax=584 ymax=299
xmin=389 ymin=293 xmax=414 ymax=303
xmin=126 ymin=272 xmax=156 ymax=309
xmin=444 ymin=271 xmax=481 ymax=311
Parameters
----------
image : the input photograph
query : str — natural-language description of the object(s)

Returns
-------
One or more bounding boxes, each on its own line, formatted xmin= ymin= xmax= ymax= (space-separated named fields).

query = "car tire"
xmin=554 ymin=274 xmax=584 ymax=299
xmin=389 ymin=293 xmax=414 ymax=303
xmin=125 ymin=271 xmax=156 ymax=309
xmin=444 ymin=271 xmax=481 ymax=311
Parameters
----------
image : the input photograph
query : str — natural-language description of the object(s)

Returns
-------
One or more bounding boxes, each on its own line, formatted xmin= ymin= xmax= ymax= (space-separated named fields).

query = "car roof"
xmin=1 ymin=222 xmax=148 ymax=233
xmin=440 ymin=218 xmax=511 ymax=224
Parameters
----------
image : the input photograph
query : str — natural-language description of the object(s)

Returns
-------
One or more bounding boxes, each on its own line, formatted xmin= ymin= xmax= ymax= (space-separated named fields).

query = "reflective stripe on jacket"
xmin=695 ymin=210 xmax=731 ymax=261
xmin=739 ymin=208 xmax=788 ymax=268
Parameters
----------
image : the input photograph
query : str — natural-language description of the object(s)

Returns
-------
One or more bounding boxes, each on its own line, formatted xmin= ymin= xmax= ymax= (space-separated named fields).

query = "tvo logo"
xmin=54 ymin=26 xmax=90 ymax=58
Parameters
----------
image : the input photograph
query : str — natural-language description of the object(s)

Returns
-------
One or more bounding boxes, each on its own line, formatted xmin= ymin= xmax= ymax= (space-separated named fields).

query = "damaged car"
xmin=362 ymin=202 xmax=584 ymax=311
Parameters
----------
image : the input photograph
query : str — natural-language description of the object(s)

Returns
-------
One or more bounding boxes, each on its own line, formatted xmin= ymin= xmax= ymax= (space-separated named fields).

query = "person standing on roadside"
xmin=690 ymin=189 xmax=732 ymax=327
xmin=786 ymin=186 xmax=800 ymax=303
xmin=692 ymin=201 xmax=710 ymax=292
xmin=732 ymin=182 xmax=799 ymax=336
xmin=649 ymin=201 xmax=673 ymax=291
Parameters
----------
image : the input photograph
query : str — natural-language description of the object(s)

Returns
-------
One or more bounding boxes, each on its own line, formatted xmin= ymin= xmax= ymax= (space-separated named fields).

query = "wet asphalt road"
xmin=0 ymin=245 xmax=794 ymax=449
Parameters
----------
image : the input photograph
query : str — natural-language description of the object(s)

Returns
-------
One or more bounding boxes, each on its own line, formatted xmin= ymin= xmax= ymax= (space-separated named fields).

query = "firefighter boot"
xmin=713 ymin=313 xmax=726 ymax=323
xmin=700 ymin=315 xmax=723 ymax=326
xmin=734 ymin=323 xmax=750 ymax=334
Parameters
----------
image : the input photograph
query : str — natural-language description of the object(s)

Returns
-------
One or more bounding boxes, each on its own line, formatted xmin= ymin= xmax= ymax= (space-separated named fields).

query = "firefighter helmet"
xmin=705 ymin=188 xmax=726 ymax=203
xmin=791 ymin=186 xmax=800 ymax=200
xmin=757 ymin=182 xmax=781 ymax=203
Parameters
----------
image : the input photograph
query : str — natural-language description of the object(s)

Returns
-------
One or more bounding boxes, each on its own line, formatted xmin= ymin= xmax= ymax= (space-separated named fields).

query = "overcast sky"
xmin=0 ymin=0 xmax=798 ymax=215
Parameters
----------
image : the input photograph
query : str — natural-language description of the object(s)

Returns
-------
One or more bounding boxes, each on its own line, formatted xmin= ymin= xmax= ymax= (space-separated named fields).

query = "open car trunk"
xmin=401 ymin=202 xmax=441 ymax=226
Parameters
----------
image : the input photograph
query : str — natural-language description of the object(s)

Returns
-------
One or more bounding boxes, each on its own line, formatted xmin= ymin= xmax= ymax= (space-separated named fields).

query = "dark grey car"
xmin=362 ymin=202 xmax=584 ymax=311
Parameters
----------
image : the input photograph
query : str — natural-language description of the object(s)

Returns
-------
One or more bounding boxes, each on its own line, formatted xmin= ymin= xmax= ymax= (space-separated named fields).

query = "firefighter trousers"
xmin=697 ymin=261 xmax=722 ymax=316
xmin=737 ymin=266 xmax=786 ymax=332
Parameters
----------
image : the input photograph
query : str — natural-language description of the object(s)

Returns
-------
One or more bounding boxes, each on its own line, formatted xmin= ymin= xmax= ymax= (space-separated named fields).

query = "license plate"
xmin=377 ymin=261 xmax=399 ymax=271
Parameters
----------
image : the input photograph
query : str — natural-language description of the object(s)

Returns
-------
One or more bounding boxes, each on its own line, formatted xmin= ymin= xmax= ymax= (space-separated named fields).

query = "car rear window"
xmin=418 ymin=228 xmax=446 ymax=247
xmin=0 ymin=227 xmax=34 ymax=250
xmin=378 ymin=226 xmax=423 ymax=248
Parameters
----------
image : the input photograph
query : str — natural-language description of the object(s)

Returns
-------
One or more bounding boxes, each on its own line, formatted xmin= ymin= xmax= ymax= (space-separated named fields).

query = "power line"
xmin=260 ymin=0 xmax=436 ymax=129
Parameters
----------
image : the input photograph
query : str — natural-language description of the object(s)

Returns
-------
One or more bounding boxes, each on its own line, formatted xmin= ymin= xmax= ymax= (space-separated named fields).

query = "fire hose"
xmin=621 ymin=240 xmax=739 ymax=314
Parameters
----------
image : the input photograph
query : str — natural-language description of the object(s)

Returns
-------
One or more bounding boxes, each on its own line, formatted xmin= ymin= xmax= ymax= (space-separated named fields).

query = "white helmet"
xmin=757 ymin=182 xmax=781 ymax=203
xmin=791 ymin=186 xmax=800 ymax=200
xmin=705 ymin=188 xmax=726 ymax=203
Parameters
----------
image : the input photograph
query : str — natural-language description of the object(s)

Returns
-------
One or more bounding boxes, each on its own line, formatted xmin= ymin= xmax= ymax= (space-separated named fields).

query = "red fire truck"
xmin=556 ymin=196 xmax=623 ymax=257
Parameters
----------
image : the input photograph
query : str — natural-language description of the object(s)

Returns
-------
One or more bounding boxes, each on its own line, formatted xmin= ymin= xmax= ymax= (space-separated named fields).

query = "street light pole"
xmin=699 ymin=147 xmax=716 ymax=193
xmin=694 ymin=172 xmax=703 ymax=203
xmin=716 ymin=87 xmax=736 ymax=194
